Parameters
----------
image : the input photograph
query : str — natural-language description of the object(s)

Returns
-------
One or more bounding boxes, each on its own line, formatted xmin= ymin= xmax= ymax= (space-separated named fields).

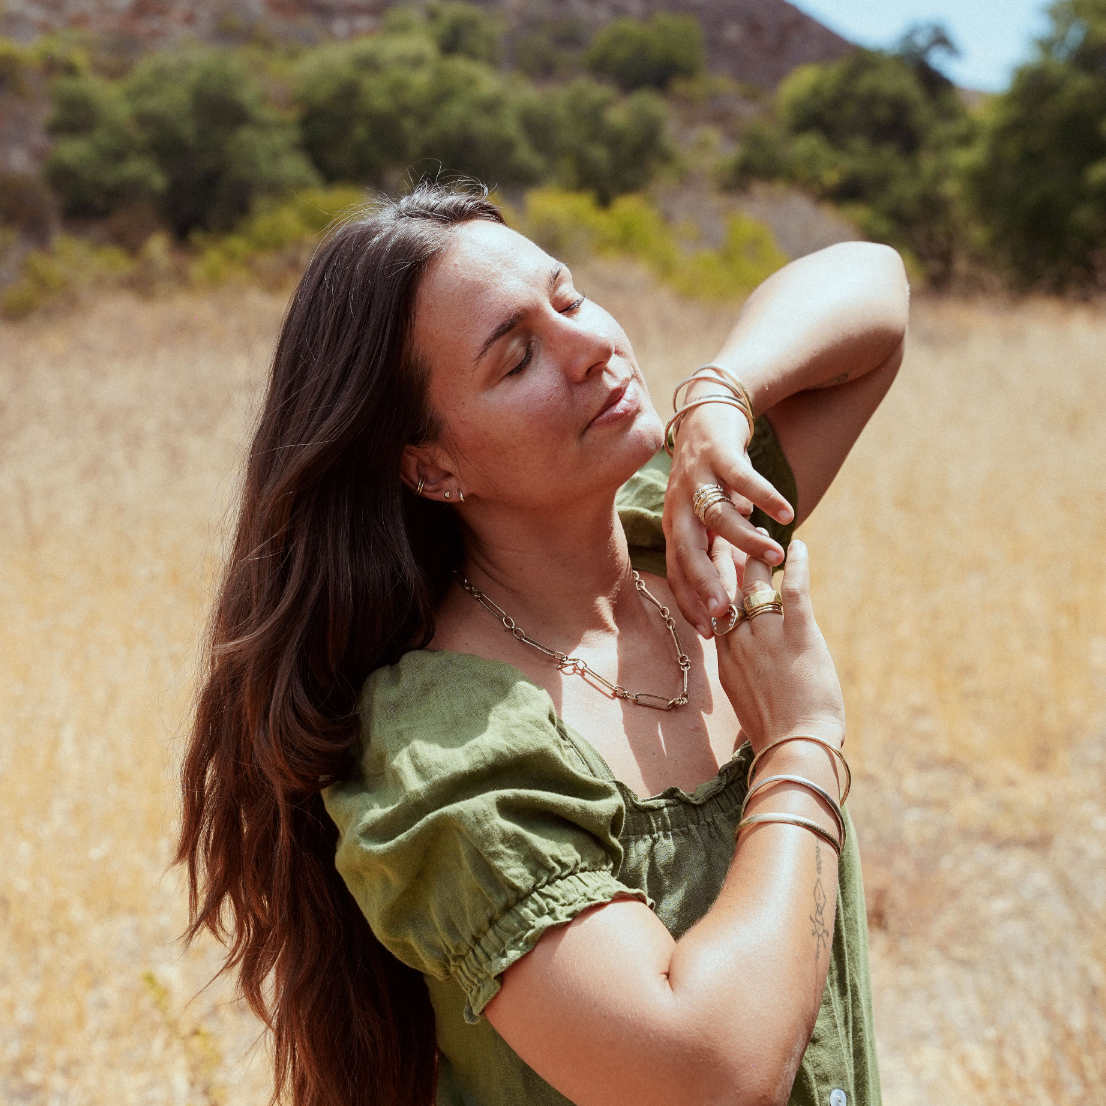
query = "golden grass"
xmin=1 ymin=266 xmax=1103 ymax=1105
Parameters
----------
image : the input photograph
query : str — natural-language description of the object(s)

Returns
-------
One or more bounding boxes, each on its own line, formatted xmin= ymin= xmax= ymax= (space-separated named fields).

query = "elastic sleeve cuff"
xmin=453 ymin=870 xmax=652 ymax=1023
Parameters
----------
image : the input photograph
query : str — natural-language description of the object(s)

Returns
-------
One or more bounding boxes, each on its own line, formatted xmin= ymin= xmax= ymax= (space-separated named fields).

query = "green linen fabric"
xmin=324 ymin=423 xmax=881 ymax=1106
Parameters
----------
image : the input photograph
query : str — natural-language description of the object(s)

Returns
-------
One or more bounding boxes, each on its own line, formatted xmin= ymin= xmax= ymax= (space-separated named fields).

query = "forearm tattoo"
xmin=810 ymin=845 xmax=832 ymax=964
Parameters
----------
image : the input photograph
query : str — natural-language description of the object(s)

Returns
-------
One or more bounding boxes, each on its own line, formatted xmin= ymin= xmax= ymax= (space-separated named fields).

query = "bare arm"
xmin=485 ymin=544 xmax=847 ymax=1106
xmin=663 ymin=241 xmax=909 ymax=631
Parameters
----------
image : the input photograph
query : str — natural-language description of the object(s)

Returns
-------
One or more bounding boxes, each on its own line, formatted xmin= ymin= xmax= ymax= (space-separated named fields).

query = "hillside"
xmin=0 ymin=0 xmax=852 ymax=89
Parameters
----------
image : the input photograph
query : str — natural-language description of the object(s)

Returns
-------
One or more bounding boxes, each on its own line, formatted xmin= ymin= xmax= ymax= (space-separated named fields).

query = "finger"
xmin=719 ymin=458 xmax=794 ymax=526
xmin=710 ymin=537 xmax=740 ymax=606
xmin=779 ymin=538 xmax=814 ymax=633
xmin=729 ymin=541 xmax=749 ymax=583
xmin=704 ymin=500 xmax=785 ymax=567
xmin=742 ymin=544 xmax=775 ymax=600
xmin=667 ymin=552 xmax=714 ymax=638
xmin=671 ymin=511 xmax=732 ymax=620
xmin=730 ymin=491 xmax=754 ymax=518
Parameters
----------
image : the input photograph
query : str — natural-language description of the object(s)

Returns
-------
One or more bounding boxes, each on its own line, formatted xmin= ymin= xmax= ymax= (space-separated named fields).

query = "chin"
xmin=609 ymin=406 xmax=666 ymax=483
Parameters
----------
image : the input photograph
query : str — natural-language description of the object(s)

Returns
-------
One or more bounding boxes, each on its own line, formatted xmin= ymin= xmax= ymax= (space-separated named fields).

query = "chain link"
xmin=456 ymin=570 xmax=690 ymax=710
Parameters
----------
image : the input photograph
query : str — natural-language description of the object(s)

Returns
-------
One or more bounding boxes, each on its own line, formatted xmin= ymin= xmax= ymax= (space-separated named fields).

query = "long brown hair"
xmin=176 ymin=182 xmax=505 ymax=1106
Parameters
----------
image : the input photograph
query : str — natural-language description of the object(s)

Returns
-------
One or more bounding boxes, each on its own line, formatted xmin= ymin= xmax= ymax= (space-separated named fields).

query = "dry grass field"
xmin=1 ymin=261 xmax=1104 ymax=1106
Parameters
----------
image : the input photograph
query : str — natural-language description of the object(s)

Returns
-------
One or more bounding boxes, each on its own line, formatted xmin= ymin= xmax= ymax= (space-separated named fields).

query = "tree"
xmin=294 ymin=32 xmax=543 ymax=188
xmin=970 ymin=0 xmax=1106 ymax=289
xmin=426 ymin=1 xmax=505 ymax=66
xmin=45 ymin=49 xmax=317 ymax=236
xmin=585 ymin=14 xmax=705 ymax=92
xmin=723 ymin=30 xmax=974 ymax=284
xmin=521 ymin=78 xmax=673 ymax=204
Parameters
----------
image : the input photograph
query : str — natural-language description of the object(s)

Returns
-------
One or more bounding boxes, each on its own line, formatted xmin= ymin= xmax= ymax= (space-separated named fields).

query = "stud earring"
xmin=415 ymin=478 xmax=425 ymax=496
xmin=444 ymin=490 xmax=452 ymax=499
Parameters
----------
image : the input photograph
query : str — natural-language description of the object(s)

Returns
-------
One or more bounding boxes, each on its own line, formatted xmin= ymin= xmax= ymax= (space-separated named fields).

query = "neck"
xmin=459 ymin=493 xmax=642 ymax=639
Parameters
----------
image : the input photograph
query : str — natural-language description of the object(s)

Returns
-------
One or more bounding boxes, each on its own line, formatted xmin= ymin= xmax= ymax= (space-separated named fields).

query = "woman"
xmin=178 ymin=182 xmax=907 ymax=1106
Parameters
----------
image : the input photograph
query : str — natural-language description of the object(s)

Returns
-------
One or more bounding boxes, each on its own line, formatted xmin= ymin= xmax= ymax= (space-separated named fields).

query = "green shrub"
xmin=721 ymin=34 xmax=975 ymax=285
xmin=521 ymin=78 xmax=673 ymax=204
xmin=968 ymin=0 xmax=1106 ymax=290
xmin=669 ymin=212 xmax=788 ymax=299
xmin=585 ymin=14 xmax=705 ymax=91
xmin=0 ymin=235 xmax=133 ymax=319
xmin=515 ymin=189 xmax=785 ymax=300
xmin=294 ymin=33 xmax=542 ymax=186
xmin=426 ymin=2 xmax=505 ymax=65
xmin=0 ymin=37 xmax=33 ymax=95
xmin=190 ymin=185 xmax=364 ymax=284
xmin=45 ymin=48 xmax=318 ymax=237
xmin=514 ymin=18 xmax=589 ymax=79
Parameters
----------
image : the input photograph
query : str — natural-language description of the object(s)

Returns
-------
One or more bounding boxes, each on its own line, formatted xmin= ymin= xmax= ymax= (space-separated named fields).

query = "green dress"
xmin=324 ymin=419 xmax=881 ymax=1106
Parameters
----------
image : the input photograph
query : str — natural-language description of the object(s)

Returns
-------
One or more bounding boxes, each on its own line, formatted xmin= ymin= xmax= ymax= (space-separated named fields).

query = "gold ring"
xmin=711 ymin=604 xmax=745 ymax=636
xmin=692 ymin=484 xmax=732 ymax=527
xmin=744 ymin=586 xmax=783 ymax=616
xmin=746 ymin=603 xmax=783 ymax=619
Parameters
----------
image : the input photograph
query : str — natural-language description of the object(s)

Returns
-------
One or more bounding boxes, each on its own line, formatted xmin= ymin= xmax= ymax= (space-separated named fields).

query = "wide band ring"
xmin=711 ymin=604 xmax=746 ymax=636
xmin=744 ymin=586 xmax=784 ymax=617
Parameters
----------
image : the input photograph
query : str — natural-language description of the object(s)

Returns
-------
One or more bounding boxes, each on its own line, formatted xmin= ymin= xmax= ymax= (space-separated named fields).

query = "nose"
xmin=553 ymin=310 xmax=615 ymax=384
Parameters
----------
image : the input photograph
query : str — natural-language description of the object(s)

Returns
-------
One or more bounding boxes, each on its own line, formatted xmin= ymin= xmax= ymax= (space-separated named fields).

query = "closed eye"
xmin=506 ymin=341 xmax=535 ymax=377
xmin=562 ymin=295 xmax=586 ymax=313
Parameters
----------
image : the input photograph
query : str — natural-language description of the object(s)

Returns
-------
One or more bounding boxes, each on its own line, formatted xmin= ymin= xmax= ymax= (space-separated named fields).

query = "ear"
xmin=399 ymin=442 xmax=459 ymax=502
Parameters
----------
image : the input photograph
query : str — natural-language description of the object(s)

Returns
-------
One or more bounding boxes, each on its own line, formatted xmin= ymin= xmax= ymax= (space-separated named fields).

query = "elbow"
xmin=860 ymin=241 xmax=910 ymax=345
xmin=825 ymin=240 xmax=911 ymax=347
xmin=672 ymin=1034 xmax=808 ymax=1106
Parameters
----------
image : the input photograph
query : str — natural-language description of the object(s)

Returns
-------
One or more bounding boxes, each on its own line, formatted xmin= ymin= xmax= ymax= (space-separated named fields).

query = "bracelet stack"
xmin=735 ymin=734 xmax=851 ymax=857
xmin=664 ymin=363 xmax=755 ymax=457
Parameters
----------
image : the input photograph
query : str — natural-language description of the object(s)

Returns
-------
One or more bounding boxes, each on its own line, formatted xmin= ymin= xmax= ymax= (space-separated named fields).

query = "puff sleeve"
xmin=323 ymin=652 xmax=649 ymax=1023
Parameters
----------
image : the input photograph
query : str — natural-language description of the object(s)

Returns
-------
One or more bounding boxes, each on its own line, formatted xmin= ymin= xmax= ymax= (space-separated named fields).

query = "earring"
xmin=458 ymin=489 xmax=465 ymax=504
xmin=415 ymin=478 xmax=425 ymax=496
xmin=444 ymin=490 xmax=452 ymax=499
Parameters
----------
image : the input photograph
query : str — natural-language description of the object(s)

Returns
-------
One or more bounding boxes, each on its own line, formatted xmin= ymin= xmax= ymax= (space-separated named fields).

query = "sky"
xmin=792 ymin=0 xmax=1054 ymax=90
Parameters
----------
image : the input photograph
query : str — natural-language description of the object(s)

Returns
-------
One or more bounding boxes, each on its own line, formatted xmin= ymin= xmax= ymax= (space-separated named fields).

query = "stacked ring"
xmin=710 ymin=604 xmax=746 ymax=636
xmin=744 ymin=584 xmax=783 ymax=618
xmin=692 ymin=483 xmax=732 ymax=527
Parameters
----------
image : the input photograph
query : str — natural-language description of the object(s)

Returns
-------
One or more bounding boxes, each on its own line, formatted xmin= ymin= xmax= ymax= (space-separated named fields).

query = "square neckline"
xmin=416 ymin=647 xmax=749 ymax=808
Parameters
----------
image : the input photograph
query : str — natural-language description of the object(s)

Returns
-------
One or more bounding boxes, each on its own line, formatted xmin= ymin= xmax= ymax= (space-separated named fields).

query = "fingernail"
xmin=790 ymin=539 xmax=805 ymax=552
xmin=710 ymin=597 xmax=728 ymax=616
xmin=697 ymin=623 xmax=711 ymax=638
xmin=755 ymin=526 xmax=769 ymax=536
xmin=777 ymin=507 xmax=793 ymax=523
xmin=764 ymin=549 xmax=782 ymax=566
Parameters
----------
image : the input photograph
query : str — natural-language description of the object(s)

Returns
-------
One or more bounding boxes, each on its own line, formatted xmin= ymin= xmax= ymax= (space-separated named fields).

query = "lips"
xmin=587 ymin=379 xmax=637 ymax=429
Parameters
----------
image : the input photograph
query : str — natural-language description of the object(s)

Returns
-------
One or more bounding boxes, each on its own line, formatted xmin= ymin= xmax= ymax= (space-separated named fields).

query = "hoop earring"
xmin=458 ymin=489 xmax=465 ymax=504
xmin=415 ymin=478 xmax=425 ymax=497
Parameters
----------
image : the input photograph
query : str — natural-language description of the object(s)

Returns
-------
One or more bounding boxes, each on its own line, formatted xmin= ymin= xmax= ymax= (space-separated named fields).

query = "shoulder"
xmin=323 ymin=649 xmax=643 ymax=1021
xmin=328 ymin=650 xmax=600 ymax=820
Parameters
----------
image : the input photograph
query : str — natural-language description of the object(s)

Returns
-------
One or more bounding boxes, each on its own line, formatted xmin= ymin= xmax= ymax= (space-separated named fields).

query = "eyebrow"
xmin=474 ymin=264 xmax=564 ymax=365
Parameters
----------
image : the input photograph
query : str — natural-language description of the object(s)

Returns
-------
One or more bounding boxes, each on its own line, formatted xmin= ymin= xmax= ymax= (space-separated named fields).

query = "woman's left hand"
xmin=662 ymin=399 xmax=794 ymax=636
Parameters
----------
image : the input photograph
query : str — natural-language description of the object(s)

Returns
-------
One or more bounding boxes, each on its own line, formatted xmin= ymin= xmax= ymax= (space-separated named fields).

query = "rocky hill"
xmin=0 ymin=0 xmax=852 ymax=90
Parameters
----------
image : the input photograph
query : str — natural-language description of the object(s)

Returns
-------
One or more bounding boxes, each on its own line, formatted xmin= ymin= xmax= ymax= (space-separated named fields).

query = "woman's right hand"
xmin=712 ymin=537 xmax=846 ymax=753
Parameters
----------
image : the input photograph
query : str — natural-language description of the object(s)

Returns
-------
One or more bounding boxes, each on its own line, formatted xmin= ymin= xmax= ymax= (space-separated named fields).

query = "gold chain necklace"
xmin=456 ymin=570 xmax=691 ymax=710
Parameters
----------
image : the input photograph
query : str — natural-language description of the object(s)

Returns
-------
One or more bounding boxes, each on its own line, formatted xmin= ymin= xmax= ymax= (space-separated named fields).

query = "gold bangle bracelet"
xmin=664 ymin=395 xmax=754 ymax=456
xmin=748 ymin=734 xmax=851 ymax=805
xmin=735 ymin=812 xmax=843 ymax=857
xmin=741 ymin=773 xmax=846 ymax=847
xmin=673 ymin=365 xmax=755 ymax=417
